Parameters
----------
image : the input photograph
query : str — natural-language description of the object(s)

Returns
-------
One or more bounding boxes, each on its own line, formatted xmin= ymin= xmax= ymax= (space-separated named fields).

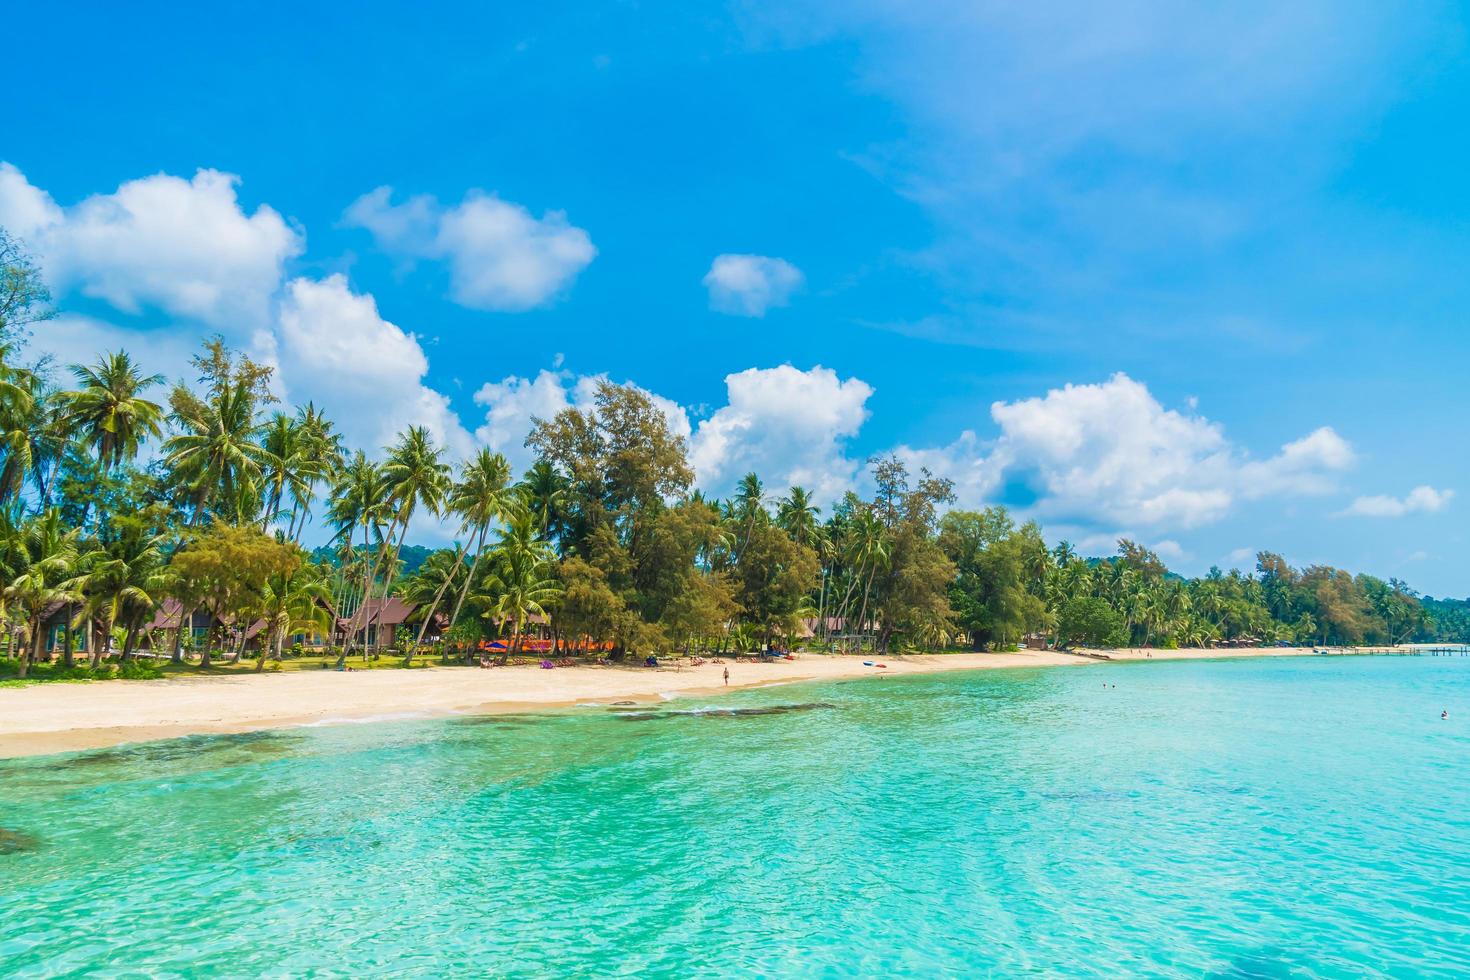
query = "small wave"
xmin=297 ymin=712 xmax=430 ymax=728
xmin=614 ymin=702 xmax=837 ymax=721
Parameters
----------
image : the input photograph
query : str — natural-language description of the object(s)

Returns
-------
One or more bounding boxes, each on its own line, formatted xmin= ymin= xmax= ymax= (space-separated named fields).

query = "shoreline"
xmin=0 ymin=645 xmax=1408 ymax=759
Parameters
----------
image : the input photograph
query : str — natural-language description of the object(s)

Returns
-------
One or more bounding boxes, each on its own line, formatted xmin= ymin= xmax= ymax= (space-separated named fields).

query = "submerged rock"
xmin=0 ymin=827 xmax=39 ymax=854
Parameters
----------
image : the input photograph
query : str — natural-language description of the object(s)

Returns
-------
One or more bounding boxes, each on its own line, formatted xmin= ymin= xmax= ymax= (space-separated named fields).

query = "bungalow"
xmin=797 ymin=616 xmax=847 ymax=640
xmin=336 ymin=597 xmax=445 ymax=652
xmin=139 ymin=599 xmax=267 ymax=652
xmin=39 ymin=601 xmax=88 ymax=655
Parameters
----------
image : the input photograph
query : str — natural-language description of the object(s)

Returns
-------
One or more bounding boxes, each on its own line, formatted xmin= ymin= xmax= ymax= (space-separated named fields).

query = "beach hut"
xmin=138 ymin=599 xmax=267 ymax=653
xmin=336 ymin=597 xmax=445 ymax=652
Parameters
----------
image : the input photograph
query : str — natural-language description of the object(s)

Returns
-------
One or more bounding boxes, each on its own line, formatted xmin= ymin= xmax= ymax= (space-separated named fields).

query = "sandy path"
xmin=0 ymin=646 xmax=1313 ymax=758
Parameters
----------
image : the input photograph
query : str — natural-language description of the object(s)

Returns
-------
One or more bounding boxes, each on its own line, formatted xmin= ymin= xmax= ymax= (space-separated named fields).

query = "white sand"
xmin=0 ymin=646 xmax=1315 ymax=757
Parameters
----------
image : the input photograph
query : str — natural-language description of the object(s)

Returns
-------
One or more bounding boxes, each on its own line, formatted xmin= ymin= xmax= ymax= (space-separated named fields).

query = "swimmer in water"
xmin=1444 ymin=710 xmax=1449 ymax=720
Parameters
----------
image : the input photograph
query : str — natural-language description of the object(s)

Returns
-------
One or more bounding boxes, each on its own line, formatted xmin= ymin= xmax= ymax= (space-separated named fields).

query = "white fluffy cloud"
xmin=897 ymin=373 xmax=1354 ymax=530
xmin=276 ymin=275 xmax=473 ymax=458
xmin=690 ymin=365 xmax=872 ymax=502
xmin=30 ymin=314 xmax=197 ymax=388
xmin=344 ymin=186 xmax=595 ymax=311
xmin=703 ymin=254 xmax=803 ymax=317
xmin=1339 ymin=485 xmax=1453 ymax=518
xmin=0 ymin=163 xmax=301 ymax=329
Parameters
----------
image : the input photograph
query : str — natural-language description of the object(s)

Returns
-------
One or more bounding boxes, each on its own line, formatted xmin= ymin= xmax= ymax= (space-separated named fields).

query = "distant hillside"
xmin=309 ymin=543 xmax=436 ymax=579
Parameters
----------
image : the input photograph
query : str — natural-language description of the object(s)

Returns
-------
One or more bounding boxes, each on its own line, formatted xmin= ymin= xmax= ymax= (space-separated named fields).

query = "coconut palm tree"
xmin=255 ymin=562 xmax=332 ymax=671
xmin=74 ymin=522 xmax=172 ymax=663
xmin=0 ymin=345 xmax=40 ymax=510
xmin=410 ymin=449 xmax=515 ymax=658
xmin=374 ymin=427 xmax=450 ymax=616
xmin=164 ymin=376 xmax=268 ymax=524
xmin=59 ymin=350 xmax=164 ymax=472
xmin=283 ymin=402 xmax=343 ymax=540
xmin=478 ymin=507 xmax=561 ymax=654
xmin=326 ymin=452 xmax=390 ymax=662
xmin=516 ymin=459 xmax=570 ymax=551
xmin=848 ymin=509 xmax=889 ymax=637
xmin=258 ymin=412 xmax=310 ymax=531
xmin=2 ymin=510 xmax=80 ymax=676
xmin=731 ymin=472 xmax=766 ymax=559
xmin=775 ymin=486 xmax=821 ymax=548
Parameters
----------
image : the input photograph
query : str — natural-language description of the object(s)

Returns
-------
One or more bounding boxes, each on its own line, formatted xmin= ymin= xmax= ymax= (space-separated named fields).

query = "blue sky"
xmin=4 ymin=1 xmax=1469 ymax=594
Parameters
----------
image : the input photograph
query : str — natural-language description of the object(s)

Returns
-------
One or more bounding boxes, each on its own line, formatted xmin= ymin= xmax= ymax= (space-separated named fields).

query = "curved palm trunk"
xmin=88 ymin=619 xmax=103 ymax=669
xmin=62 ymin=605 xmax=75 ymax=669
xmin=408 ymin=541 xmax=468 ymax=664
xmin=120 ymin=620 xmax=138 ymax=663
xmin=226 ymin=627 xmax=247 ymax=665
xmin=856 ymin=561 xmax=880 ymax=642
xmin=16 ymin=620 xmax=37 ymax=678
xmin=342 ymin=520 xmax=383 ymax=664
xmin=446 ymin=525 xmax=489 ymax=637
xmin=170 ymin=604 xmax=195 ymax=664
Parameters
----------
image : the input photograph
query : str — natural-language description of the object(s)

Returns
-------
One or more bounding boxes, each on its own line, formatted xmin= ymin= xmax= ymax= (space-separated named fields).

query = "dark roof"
xmin=337 ymin=597 xmax=423 ymax=631
xmin=145 ymin=598 xmax=265 ymax=639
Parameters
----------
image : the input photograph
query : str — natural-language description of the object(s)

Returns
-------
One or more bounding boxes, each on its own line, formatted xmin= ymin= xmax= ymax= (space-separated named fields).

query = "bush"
xmin=117 ymin=661 xmax=164 ymax=680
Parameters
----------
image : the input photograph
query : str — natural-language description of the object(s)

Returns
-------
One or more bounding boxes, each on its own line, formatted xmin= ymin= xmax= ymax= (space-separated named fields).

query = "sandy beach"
xmin=0 ymin=645 xmax=1333 ymax=759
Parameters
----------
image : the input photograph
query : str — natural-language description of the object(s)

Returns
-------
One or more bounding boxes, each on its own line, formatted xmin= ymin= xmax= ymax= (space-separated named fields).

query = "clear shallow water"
xmin=3 ymin=656 xmax=1468 ymax=977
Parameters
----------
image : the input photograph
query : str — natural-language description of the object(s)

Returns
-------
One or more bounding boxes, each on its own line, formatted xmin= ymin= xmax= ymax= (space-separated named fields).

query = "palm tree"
xmin=516 ymin=459 xmax=570 ymax=551
xmin=258 ymin=412 xmax=309 ymax=531
xmin=372 ymin=428 xmax=450 ymax=632
xmin=255 ymin=562 xmax=332 ymax=671
xmin=74 ymin=522 xmax=171 ymax=663
xmin=0 ymin=344 xmax=40 ymax=510
xmin=283 ymin=403 xmax=344 ymax=540
xmin=1 ymin=510 xmax=79 ymax=677
xmin=478 ymin=507 xmax=561 ymax=654
xmin=848 ymin=509 xmax=889 ymax=637
xmin=326 ymin=452 xmax=390 ymax=661
xmin=410 ymin=449 xmax=514 ymax=658
xmin=731 ymin=472 xmax=766 ymax=559
xmin=164 ymin=377 xmax=268 ymax=524
xmin=59 ymin=350 xmax=164 ymax=471
xmin=775 ymin=486 xmax=821 ymax=548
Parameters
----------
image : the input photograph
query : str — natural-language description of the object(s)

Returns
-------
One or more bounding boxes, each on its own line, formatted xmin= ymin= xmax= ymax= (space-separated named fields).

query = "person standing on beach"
xmin=724 ymin=667 xmax=730 ymax=686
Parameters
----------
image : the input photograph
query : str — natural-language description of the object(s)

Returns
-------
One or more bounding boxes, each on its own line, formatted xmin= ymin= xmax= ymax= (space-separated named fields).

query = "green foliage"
xmin=0 ymin=317 xmax=1464 ymax=683
xmin=1056 ymin=597 xmax=1127 ymax=648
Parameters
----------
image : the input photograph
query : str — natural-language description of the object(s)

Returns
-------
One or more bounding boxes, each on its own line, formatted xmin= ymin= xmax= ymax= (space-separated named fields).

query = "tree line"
xmin=2 ymin=228 xmax=1466 ymax=679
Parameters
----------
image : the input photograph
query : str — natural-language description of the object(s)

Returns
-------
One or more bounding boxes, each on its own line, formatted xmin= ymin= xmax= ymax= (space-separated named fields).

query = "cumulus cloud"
xmin=1339 ymin=485 xmax=1453 ymax=518
xmin=344 ymin=186 xmax=595 ymax=311
xmin=703 ymin=254 xmax=804 ymax=317
xmin=0 ymin=163 xmax=301 ymax=329
xmin=275 ymin=275 xmax=474 ymax=458
xmin=473 ymin=369 xmax=692 ymax=477
xmin=689 ymin=365 xmax=872 ymax=502
xmin=896 ymin=373 xmax=1353 ymax=531
xmin=28 ymin=314 xmax=198 ymax=389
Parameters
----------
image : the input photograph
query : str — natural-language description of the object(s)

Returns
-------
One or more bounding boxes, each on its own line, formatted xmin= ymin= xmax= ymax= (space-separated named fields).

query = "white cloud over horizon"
xmin=1339 ymin=485 xmax=1453 ymax=518
xmin=0 ymin=163 xmax=301 ymax=330
xmin=0 ymin=164 xmax=1401 ymax=551
xmin=344 ymin=186 xmax=596 ymax=311
xmin=894 ymin=373 xmax=1355 ymax=530
xmin=690 ymin=365 xmax=872 ymax=503
xmin=275 ymin=275 xmax=475 ymax=459
xmin=703 ymin=254 xmax=804 ymax=316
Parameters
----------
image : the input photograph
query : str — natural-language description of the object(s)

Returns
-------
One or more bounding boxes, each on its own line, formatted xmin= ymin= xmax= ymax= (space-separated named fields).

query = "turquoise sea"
xmin=2 ymin=655 xmax=1468 ymax=977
